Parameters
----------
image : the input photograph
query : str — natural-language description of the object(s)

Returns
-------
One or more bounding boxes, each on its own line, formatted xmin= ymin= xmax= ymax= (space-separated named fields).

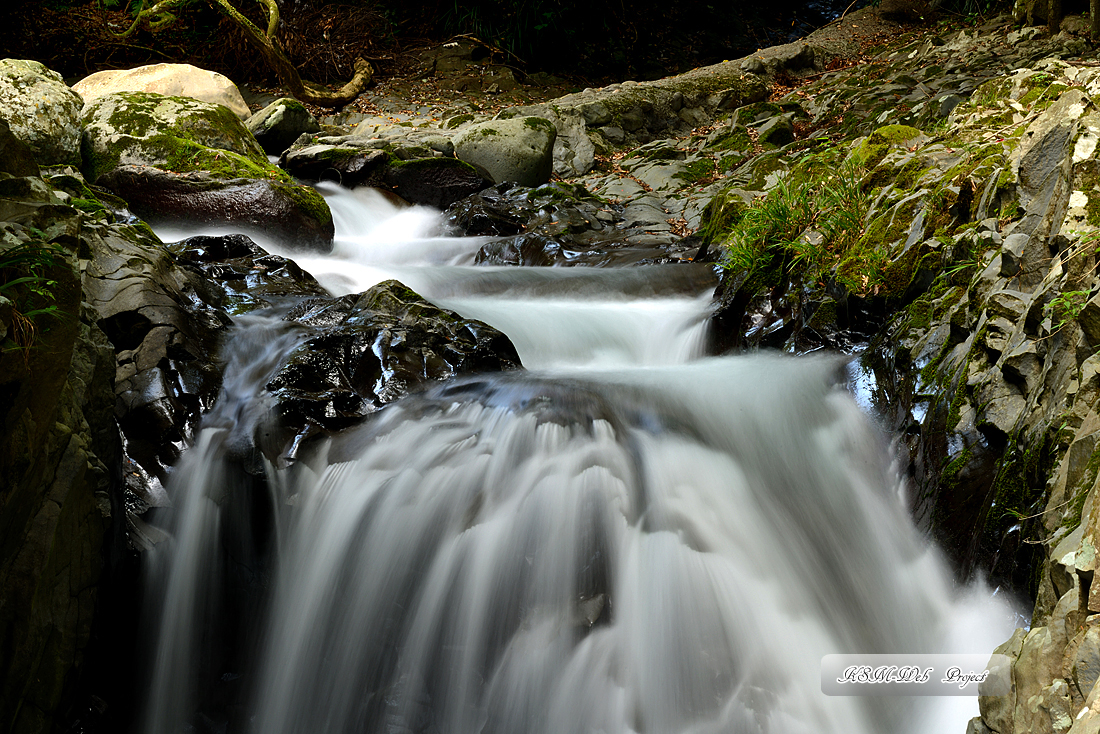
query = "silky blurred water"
xmin=142 ymin=184 xmax=1017 ymax=734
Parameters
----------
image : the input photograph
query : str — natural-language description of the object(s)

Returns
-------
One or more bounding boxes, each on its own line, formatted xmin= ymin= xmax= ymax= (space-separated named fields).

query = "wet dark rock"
xmin=0 ymin=168 xmax=234 ymax=732
xmin=168 ymin=233 xmax=329 ymax=314
xmin=263 ymin=280 xmax=521 ymax=459
xmin=382 ymin=157 xmax=491 ymax=209
xmin=447 ymin=181 xmax=701 ymax=266
xmin=81 ymin=218 xmax=230 ymax=493
xmin=280 ymin=145 xmax=388 ymax=187
xmin=281 ymin=145 xmax=490 ymax=209
xmin=99 ymin=166 xmax=335 ymax=252
xmin=475 ymin=233 xmax=568 ymax=266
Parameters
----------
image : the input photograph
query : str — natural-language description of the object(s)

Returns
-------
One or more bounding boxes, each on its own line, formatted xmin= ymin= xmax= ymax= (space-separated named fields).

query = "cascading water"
xmin=142 ymin=185 xmax=1017 ymax=734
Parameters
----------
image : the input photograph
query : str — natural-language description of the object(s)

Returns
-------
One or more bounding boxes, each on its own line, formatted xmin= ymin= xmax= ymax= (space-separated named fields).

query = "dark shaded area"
xmin=0 ymin=0 xmax=869 ymax=85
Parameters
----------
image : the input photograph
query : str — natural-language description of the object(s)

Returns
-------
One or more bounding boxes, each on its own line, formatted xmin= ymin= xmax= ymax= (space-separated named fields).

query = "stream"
xmin=141 ymin=184 xmax=1017 ymax=734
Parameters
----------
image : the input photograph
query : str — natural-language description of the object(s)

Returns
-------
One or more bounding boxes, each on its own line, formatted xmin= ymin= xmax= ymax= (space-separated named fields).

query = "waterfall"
xmin=141 ymin=186 xmax=1017 ymax=734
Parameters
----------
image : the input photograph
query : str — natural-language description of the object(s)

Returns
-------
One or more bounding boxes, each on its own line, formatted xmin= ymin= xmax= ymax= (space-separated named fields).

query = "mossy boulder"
xmin=0 ymin=58 xmax=84 ymax=166
xmin=72 ymin=63 xmax=251 ymax=119
xmin=81 ymin=92 xmax=334 ymax=250
xmin=80 ymin=91 xmax=270 ymax=183
xmin=454 ymin=116 xmax=557 ymax=187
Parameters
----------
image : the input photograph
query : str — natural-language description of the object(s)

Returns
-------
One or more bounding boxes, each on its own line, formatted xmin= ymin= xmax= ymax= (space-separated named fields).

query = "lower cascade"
xmin=140 ymin=186 xmax=1014 ymax=734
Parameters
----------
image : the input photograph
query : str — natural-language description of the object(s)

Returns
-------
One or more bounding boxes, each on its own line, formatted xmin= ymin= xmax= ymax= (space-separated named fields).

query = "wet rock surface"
xmin=100 ymin=165 xmax=335 ymax=252
xmin=264 ymin=279 xmax=522 ymax=460
xmin=447 ymin=181 xmax=702 ymax=265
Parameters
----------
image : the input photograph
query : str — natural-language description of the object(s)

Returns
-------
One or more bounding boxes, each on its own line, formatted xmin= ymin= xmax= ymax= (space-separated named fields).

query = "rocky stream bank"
xmin=4 ymin=4 xmax=1100 ymax=733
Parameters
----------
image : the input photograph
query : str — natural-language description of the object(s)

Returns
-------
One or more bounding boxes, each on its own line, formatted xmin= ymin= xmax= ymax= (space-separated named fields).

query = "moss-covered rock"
xmin=851 ymin=124 xmax=927 ymax=169
xmin=99 ymin=165 xmax=335 ymax=252
xmin=80 ymin=92 xmax=334 ymax=250
xmin=80 ymin=91 xmax=270 ymax=184
xmin=245 ymin=97 xmax=322 ymax=156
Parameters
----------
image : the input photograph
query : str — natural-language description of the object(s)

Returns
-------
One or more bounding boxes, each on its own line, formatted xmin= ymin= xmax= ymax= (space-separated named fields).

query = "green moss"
xmin=674 ymin=159 xmax=716 ymax=184
xmin=907 ymin=297 xmax=934 ymax=331
xmin=985 ymin=430 xmax=1056 ymax=556
xmin=445 ymin=114 xmax=476 ymax=129
xmin=161 ymin=138 xmax=292 ymax=182
xmin=806 ymin=299 xmax=838 ymax=331
xmin=699 ymin=189 xmax=747 ymax=243
xmin=388 ymin=156 xmax=481 ymax=177
xmin=707 ymin=127 xmax=753 ymax=153
xmin=852 ymin=124 xmax=924 ymax=169
xmin=69 ymin=198 xmax=108 ymax=219
xmin=522 ymin=117 xmax=556 ymax=134
xmin=280 ymin=184 xmax=332 ymax=226
xmin=733 ymin=102 xmax=783 ymax=126
xmin=941 ymin=446 xmax=973 ymax=490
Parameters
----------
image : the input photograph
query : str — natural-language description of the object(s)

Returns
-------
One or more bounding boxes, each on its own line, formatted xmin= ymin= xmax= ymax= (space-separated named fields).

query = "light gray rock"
xmin=453 ymin=116 xmax=556 ymax=187
xmin=1078 ymin=292 xmax=1100 ymax=347
xmin=246 ymin=97 xmax=322 ymax=156
xmin=73 ymin=63 xmax=251 ymax=119
xmin=740 ymin=57 xmax=765 ymax=74
xmin=0 ymin=58 xmax=83 ymax=166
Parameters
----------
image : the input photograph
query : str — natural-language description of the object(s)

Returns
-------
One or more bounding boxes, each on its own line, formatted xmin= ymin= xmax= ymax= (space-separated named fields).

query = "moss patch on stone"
xmin=852 ymin=124 xmax=925 ymax=169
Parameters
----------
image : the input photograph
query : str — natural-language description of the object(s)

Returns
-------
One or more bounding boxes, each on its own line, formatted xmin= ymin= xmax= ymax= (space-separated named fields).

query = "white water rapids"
xmin=143 ymin=184 xmax=1018 ymax=734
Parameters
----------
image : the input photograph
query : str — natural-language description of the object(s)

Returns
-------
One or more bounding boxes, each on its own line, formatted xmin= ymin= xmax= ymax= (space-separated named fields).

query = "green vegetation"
xmin=0 ymin=242 xmax=68 ymax=354
xmin=711 ymin=149 xmax=883 ymax=295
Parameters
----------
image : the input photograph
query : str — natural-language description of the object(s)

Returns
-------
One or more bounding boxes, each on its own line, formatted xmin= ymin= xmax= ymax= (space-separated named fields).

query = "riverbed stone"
xmin=246 ymin=97 xmax=322 ymax=156
xmin=264 ymin=279 xmax=522 ymax=457
xmin=99 ymin=165 xmax=335 ymax=252
xmin=453 ymin=116 xmax=557 ymax=187
xmin=81 ymin=92 xmax=333 ymax=249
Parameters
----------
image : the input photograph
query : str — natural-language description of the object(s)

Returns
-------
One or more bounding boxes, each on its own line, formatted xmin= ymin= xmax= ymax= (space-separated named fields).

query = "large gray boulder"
xmin=246 ymin=97 xmax=321 ymax=156
xmin=453 ymin=116 xmax=556 ymax=187
xmin=0 ymin=58 xmax=84 ymax=166
xmin=73 ymin=63 xmax=251 ymax=119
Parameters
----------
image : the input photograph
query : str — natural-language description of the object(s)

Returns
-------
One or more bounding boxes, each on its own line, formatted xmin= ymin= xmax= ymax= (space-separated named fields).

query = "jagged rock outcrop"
xmin=264 ymin=278 xmax=522 ymax=459
xmin=686 ymin=17 xmax=1100 ymax=734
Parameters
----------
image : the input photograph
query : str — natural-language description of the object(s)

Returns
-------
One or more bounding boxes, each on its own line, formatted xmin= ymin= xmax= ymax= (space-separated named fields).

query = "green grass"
xmin=716 ymin=150 xmax=874 ymax=292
